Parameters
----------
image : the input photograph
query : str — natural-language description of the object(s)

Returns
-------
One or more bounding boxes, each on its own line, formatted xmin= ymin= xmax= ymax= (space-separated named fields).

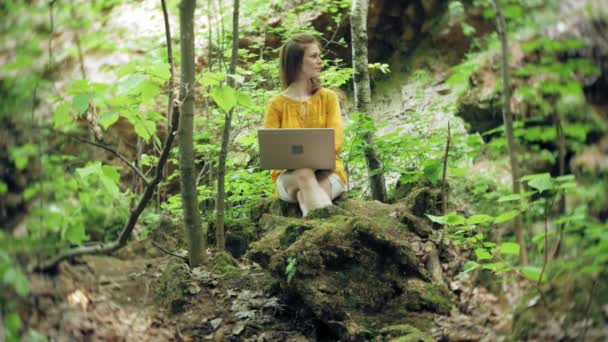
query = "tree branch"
xmin=52 ymin=129 xmax=150 ymax=186
xmin=151 ymin=240 xmax=188 ymax=263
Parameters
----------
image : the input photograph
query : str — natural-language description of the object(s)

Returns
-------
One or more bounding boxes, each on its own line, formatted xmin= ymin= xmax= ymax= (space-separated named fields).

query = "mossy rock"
xmin=153 ymin=259 xmax=193 ymax=314
xmin=380 ymin=324 xmax=434 ymax=342
xmin=207 ymin=218 xmax=256 ymax=258
xmin=247 ymin=204 xmax=452 ymax=339
xmin=249 ymin=197 xmax=301 ymax=223
xmin=212 ymin=251 xmax=241 ymax=275
xmin=400 ymin=187 xmax=443 ymax=218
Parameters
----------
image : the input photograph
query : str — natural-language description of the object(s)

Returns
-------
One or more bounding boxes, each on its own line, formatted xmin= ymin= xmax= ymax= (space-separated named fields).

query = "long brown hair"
xmin=279 ymin=33 xmax=321 ymax=94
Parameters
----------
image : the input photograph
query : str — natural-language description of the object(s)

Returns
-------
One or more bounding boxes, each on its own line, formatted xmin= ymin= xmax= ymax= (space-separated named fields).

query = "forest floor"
xmin=26 ymin=244 xmax=310 ymax=341
xmin=23 ymin=232 xmax=526 ymax=341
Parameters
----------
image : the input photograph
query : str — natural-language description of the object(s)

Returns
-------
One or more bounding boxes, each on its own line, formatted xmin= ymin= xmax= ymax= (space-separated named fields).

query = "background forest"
xmin=1 ymin=0 xmax=607 ymax=340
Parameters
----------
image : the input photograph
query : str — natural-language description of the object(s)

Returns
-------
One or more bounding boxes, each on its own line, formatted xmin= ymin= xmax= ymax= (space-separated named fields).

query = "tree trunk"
xmin=351 ymin=0 xmax=388 ymax=203
xmin=492 ymin=0 xmax=528 ymax=264
xmin=179 ymin=0 xmax=206 ymax=267
xmin=215 ymin=0 xmax=239 ymax=252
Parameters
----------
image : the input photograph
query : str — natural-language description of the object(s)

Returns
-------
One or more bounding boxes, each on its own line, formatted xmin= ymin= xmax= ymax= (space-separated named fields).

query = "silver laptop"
xmin=258 ymin=128 xmax=335 ymax=170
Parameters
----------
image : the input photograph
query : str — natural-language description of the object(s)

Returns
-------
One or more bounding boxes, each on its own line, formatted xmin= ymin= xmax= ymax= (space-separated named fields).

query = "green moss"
xmin=212 ymin=251 xmax=240 ymax=275
xmin=380 ymin=324 xmax=434 ymax=342
xmin=154 ymin=260 xmax=192 ymax=314
xmin=247 ymin=194 xmax=453 ymax=339
xmin=207 ymin=218 xmax=256 ymax=258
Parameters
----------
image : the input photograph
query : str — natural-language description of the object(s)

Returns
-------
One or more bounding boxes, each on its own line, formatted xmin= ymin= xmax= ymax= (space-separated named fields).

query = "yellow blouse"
xmin=263 ymin=87 xmax=347 ymax=189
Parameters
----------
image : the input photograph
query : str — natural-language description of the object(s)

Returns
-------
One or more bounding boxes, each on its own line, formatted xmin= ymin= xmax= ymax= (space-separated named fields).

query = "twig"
xmin=196 ymin=163 xmax=210 ymax=186
xmin=48 ymin=0 xmax=56 ymax=66
xmin=151 ymin=241 xmax=188 ymax=263
xmin=537 ymin=197 xmax=555 ymax=289
xmin=69 ymin=0 xmax=87 ymax=80
xmin=51 ymin=129 xmax=150 ymax=185
xmin=580 ymin=279 xmax=597 ymax=342
xmin=441 ymin=122 xmax=451 ymax=229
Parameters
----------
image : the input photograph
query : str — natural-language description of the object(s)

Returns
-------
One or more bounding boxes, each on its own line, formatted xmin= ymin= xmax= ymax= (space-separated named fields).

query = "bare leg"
xmin=315 ymin=170 xmax=333 ymax=199
xmin=281 ymin=168 xmax=332 ymax=216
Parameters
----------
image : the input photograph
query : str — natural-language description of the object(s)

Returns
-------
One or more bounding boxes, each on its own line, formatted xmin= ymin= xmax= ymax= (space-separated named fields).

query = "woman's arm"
xmin=326 ymin=91 xmax=343 ymax=154
xmin=264 ymin=97 xmax=281 ymax=128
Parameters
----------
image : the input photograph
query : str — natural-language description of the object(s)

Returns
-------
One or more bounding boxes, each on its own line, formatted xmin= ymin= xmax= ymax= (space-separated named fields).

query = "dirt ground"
xmin=25 ymin=248 xmax=310 ymax=341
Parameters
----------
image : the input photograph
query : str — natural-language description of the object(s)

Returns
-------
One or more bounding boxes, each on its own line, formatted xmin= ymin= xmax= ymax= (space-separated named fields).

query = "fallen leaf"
xmin=188 ymin=283 xmax=201 ymax=294
xmin=527 ymin=295 xmax=540 ymax=307
xmin=232 ymin=321 xmax=246 ymax=335
xmin=210 ymin=318 xmax=223 ymax=330
xmin=236 ymin=310 xmax=256 ymax=319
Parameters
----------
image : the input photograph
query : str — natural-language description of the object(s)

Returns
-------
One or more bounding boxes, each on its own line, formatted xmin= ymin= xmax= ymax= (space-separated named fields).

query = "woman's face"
xmin=299 ymin=44 xmax=322 ymax=79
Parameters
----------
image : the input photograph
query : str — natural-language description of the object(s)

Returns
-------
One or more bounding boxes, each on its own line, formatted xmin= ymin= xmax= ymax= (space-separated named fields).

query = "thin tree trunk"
xmin=207 ymin=0 xmax=213 ymax=72
xmin=351 ymin=0 xmax=388 ymax=203
xmin=215 ymin=0 xmax=239 ymax=252
xmin=492 ymin=0 xmax=528 ymax=264
xmin=179 ymin=0 xmax=206 ymax=267
xmin=69 ymin=0 xmax=87 ymax=80
xmin=161 ymin=0 xmax=174 ymax=205
xmin=442 ymin=122 xmax=451 ymax=229
xmin=550 ymin=111 xmax=566 ymax=260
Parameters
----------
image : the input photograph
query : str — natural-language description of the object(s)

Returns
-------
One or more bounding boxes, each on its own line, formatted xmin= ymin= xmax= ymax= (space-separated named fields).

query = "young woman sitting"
xmin=263 ymin=33 xmax=347 ymax=217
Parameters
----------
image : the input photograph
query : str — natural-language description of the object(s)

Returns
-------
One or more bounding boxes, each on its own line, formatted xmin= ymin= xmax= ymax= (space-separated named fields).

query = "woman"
xmin=263 ymin=33 xmax=347 ymax=217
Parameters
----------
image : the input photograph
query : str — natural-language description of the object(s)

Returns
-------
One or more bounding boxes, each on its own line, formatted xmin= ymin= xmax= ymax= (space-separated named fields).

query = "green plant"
xmin=286 ymin=256 xmax=298 ymax=284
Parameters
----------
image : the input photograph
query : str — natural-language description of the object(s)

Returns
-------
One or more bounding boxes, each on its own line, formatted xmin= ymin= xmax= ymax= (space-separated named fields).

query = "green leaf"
xmin=9 ymin=144 xmax=37 ymax=171
xmin=481 ymin=262 xmax=508 ymax=272
xmin=72 ymin=92 xmax=94 ymax=114
xmin=422 ymin=160 xmax=442 ymax=185
xmin=494 ymin=210 xmax=520 ymax=224
xmin=63 ymin=224 xmax=88 ymax=244
xmin=100 ymin=165 xmax=120 ymax=195
xmin=475 ymin=248 xmax=493 ymax=260
xmin=466 ymin=214 xmax=494 ymax=225
xmin=138 ymin=80 xmax=160 ymax=101
xmin=499 ymin=242 xmax=520 ymax=255
xmin=503 ymin=4 xmax=523 ymax=19
xmin=99 ymin=110 xmax=119 ymax=129
xmin=0 ymin=181 xmax=7 ymax=194
xmin=519 ymin=266 xmax=546 ymax=283
xmin=3 ymin=267 xmax=30 ymax=297
xmin=67 ymin=79 xmax=91 ymax=94
xmin=498 ymin=191 xmax=535 ymax=202
xmin=463 ymin=261 xmax=480 ymax=273
xmin=134 ymin=120 xmax=156 ymax=142
xmin=210 ymin=85 xmax=237 ymax=113
xmin=521 ymin=172 xmax=551 ymax=181
xmin=528 ymin=176 xmax=553 ymax=193
xmin=53 ymin=102 xmax=73 ymax=128
xmin=27 ymin=329 xmax=48 ymax=342
xmin=580 ymin=264 xmax=601 ymax=275
xmin=235 ymin=90 xmax=252 ymax=108
xmin=76 ymin=162 xmax=102 ymax=178
xmin=426 ymin=214 xmax=446 ymax=224
xmin=445 ymin=212 xmax=466 ymax=225
xmin=286 ymin=257 xmax=297 ymax=284
xmin=4 ymin=312 xmax=21 ymax=335
xmin=118 ymin=74 xmax=146 ymax=93
xmin=147 ymin=63 xmax=171 ymax=81
xmin=201 ymin=72 xmax=226 ymax=87
xmin=102 ymin=165 xmax=120 ymax=183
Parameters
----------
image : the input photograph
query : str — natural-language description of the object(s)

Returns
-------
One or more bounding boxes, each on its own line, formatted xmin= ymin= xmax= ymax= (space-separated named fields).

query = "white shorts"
xmin=277 ymin=171 xmax=345 ymax=203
